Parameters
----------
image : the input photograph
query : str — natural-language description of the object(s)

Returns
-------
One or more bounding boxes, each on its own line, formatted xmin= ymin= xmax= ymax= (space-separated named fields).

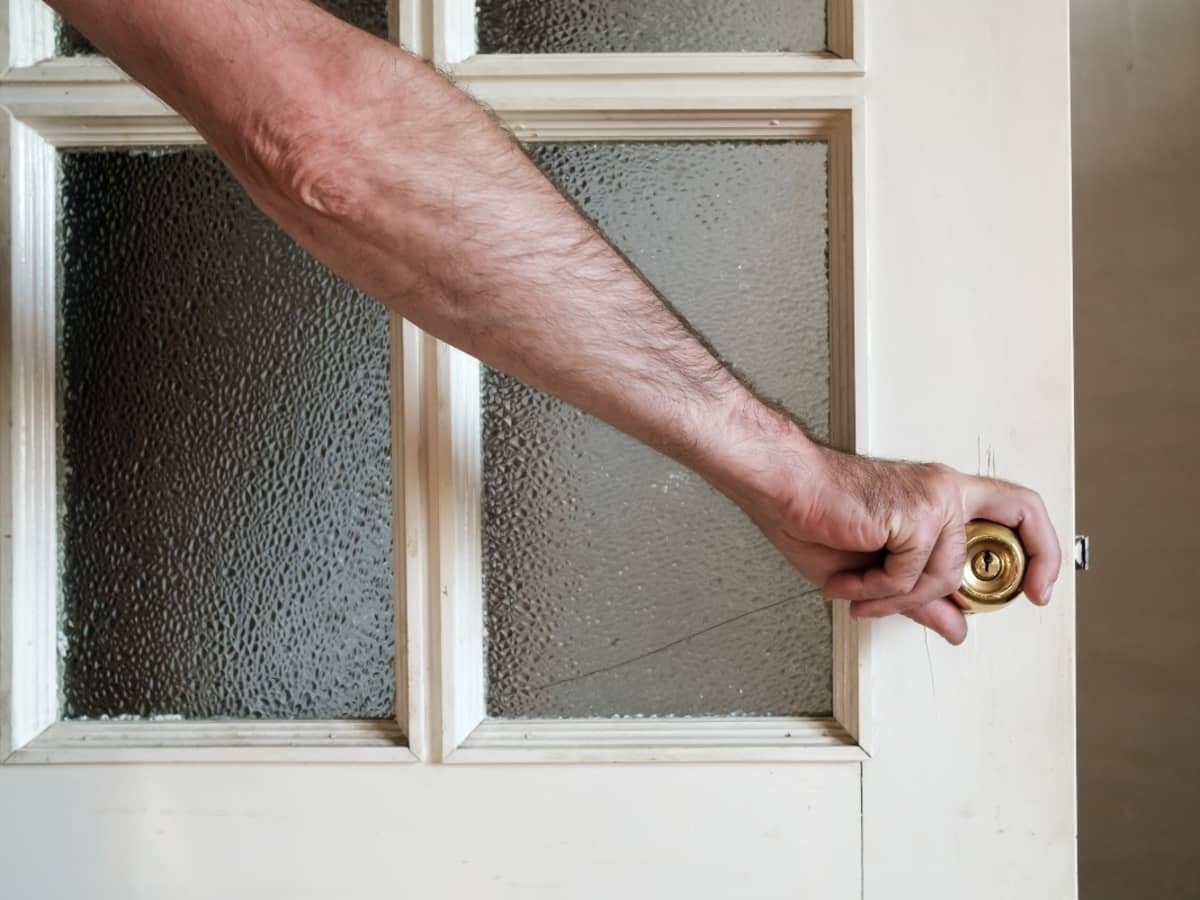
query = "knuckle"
xmin=936 ymin=471 xmax=964 ymax=508
xmin=924 ymin=462 xmax=956 ymax=489
xmin=914 ymin=470 xmax=960 ymax=526
xmin=899 ymin=504 xmax=938 ymax=543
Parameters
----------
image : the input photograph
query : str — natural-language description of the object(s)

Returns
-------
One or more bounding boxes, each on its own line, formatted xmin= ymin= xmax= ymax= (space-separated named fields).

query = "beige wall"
xmin=1072 ymin=1 xmax=1200 ymax=896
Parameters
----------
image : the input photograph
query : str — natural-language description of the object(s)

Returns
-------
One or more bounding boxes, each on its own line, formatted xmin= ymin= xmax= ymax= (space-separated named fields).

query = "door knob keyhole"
xmin=972 ymin=549 xmax=1003 ymax=582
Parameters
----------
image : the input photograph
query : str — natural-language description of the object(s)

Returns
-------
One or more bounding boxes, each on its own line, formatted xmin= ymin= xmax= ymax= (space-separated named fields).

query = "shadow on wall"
xmin=1072 ymin=1 xmax=1200 ymax=898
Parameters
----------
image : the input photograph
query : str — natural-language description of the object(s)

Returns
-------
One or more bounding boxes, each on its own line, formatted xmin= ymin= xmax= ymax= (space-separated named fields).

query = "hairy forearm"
xmin=48 ymin=0 xmax=808 ymax=503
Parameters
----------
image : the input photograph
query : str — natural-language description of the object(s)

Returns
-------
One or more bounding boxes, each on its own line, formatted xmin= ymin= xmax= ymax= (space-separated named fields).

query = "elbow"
xmin=238 ymin=115 xmax=369 ymax=224
xmin=277 ymin=138 xmax=366 ymax=221
xmin=281 ymin=149 xmax=365 ymax=222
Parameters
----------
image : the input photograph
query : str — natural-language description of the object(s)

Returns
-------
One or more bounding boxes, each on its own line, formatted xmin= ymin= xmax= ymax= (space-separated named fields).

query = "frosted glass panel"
xmin=484 ymin=142 xmax=831 ymax=718
xmin=58 ymin=149 xmax=395 ymax=720
xmin=57 ymin=0 xmax=388 ymax=56
xmin=476 ymin=0 xmax=825 ymax=54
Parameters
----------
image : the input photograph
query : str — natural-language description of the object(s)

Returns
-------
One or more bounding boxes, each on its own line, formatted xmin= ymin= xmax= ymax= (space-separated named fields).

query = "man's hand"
xmin=704 ymin=405 xmax=1062 ymax=644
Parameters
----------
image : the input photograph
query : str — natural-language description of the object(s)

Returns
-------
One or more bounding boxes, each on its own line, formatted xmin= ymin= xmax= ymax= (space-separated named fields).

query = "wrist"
xmin=690 ymin=391 xmax=824 ymax=515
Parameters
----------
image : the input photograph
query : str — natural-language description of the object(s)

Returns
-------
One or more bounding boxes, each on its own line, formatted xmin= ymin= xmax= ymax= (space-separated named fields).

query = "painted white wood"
xmin=457 ymin=76 xmax=872 ymax=112
xmin=8 ymin=720 xmax=415 ymax=764
xmin=433 ymin=344 xmax=486 ymax=756
xmin=0 ymin=62 xmax=875 ymax=118
xmin=397 ymin=0 xmax=429 ymax=56
xmin=829 ymin=106 xmax=871 ymax=749
xmin=0 ymin=115 xmax=15 ymax=762
xmin=0 ymin=102 xmax=866 ymax=769
xmin=448 ymin=52 xmax=863 ymax=79
xmin=451 ymin=717 xmax=865 ymax=764
xmin=858 ymin=2 xmax=1076 ymax=898
xmin=4 ymin=56 xmax=130 ymax=81
xmin=503 ymin=107 xmax=854 ymax=139
xmin=2 ymin=0 xmax=54 ymax=70
xmin=393 ymin=318 xmax=429 ymax=760
xmin=0 ymin=118 xmax=56 ymax=760
xmin=0 ymin=118 xmax=9 ymax=763
xmin=434 ymin=0 xmax=862 ymax=73
xmin=433 ymin=0 xmax=475 ymax=66
xmin=428 ymin=110 xmax=867 ymax=764
xmin=0 ymin=101 xmax=423 ymax=769
xmin=0 ymin=763 xmax=862 ymax=899
xmin=828 ymin=0 xmax=865 ymax=64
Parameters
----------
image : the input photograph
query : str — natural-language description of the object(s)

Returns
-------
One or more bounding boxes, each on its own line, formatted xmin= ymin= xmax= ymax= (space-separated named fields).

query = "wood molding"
xmin=3 ymin=55 xmax=128 ymax=81
xmin=433 ymin=345 xmax=486 ymax=758
xmin=433 ymin=0 xmax=475 ymax=67
xmin=449 ymin=52 xmax=862 ymax=80
xmin=397 ymin=0 xmax=431 ymax=58
xmin=0 ymin=114 xmax=14 ymax=761
xmin=502 ymin=107 xmax=849 ymax=141
xmin=0 ymin=106 xmax=423 ymax=767
xmin=433 ymin=108 xmax=870 ymax=763
xmin=0 ymin=38 xmax=870 ymax=766
xmin=449 ymin=717 xmax=866 ymax=764
xmin=7 ymin=719 xmax=415 ymax=764
xmin=0 ymin=60 xmax=867 ymax=121
xmin=827 ymin=102 xmax=871 ymax=749
xmin=433 ymin=0 xmax=863 ymax=76
xmin=398 ymin=320 xmax=434 ymax=760
xmin=0 ymin=119 xmax=57 ymax=760
xmin=25 ymin=115 xmax=203 ymax=147
xmin=828 ymin=0 xmax=864 ymax=63
xmin=3 ymin=0 xmax=54 ymax=71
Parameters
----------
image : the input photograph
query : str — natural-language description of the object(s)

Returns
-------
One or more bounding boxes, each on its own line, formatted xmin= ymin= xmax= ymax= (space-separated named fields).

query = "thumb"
xmin=903 ymin=598 xmax=969 ymax=645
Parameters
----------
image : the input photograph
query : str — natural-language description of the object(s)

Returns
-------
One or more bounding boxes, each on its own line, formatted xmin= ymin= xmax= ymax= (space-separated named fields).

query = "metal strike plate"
xmin=1075 ymin=535 xmax=1090 ymax=571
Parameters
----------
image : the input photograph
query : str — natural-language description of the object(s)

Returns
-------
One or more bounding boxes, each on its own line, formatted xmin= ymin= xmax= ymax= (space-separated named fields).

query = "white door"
xmin=0 ymin=1 xmax=1075 ymax=897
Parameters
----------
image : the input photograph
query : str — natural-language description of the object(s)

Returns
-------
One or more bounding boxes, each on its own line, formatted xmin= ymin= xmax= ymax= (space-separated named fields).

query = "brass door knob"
xmin=951 ymin=521 xmax=1027 ymax=614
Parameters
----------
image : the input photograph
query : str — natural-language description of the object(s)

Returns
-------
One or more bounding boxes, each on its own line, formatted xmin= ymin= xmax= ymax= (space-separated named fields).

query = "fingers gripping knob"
xmin=952 ymin=521 xmax=1027 ymax=614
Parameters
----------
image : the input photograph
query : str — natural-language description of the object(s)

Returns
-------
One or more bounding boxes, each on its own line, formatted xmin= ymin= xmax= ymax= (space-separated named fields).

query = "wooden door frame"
xmin=0 ymin=0 xmax=871 ymax=766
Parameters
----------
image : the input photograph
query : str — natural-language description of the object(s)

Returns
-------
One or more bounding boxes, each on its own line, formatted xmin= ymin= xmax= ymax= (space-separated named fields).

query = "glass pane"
xmin=484 ymin=142 xmax=831 ymax=719
xmin=58 ymin=149 xmax=395 ymax=720
xmin=476 ymin=0 xmax=826 ymax=54
xmin=57 ymin=0 xmax=389 ymax=56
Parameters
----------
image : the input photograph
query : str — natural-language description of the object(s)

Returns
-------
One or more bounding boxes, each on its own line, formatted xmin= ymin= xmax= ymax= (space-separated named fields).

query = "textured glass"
xmin=57 ymin=0 xmax=388 ymax=56
xmin=484 ymin=142 xmax=831 ymax=718
xmin=58 ymin=149 xmax=394 ymax=720
xmin=477 ymin=0 xmax=825 ymax=54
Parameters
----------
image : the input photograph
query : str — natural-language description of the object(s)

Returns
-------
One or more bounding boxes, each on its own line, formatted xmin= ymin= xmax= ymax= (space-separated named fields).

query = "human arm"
xmin=47 ymin=0 xmax=1062 ymax=643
